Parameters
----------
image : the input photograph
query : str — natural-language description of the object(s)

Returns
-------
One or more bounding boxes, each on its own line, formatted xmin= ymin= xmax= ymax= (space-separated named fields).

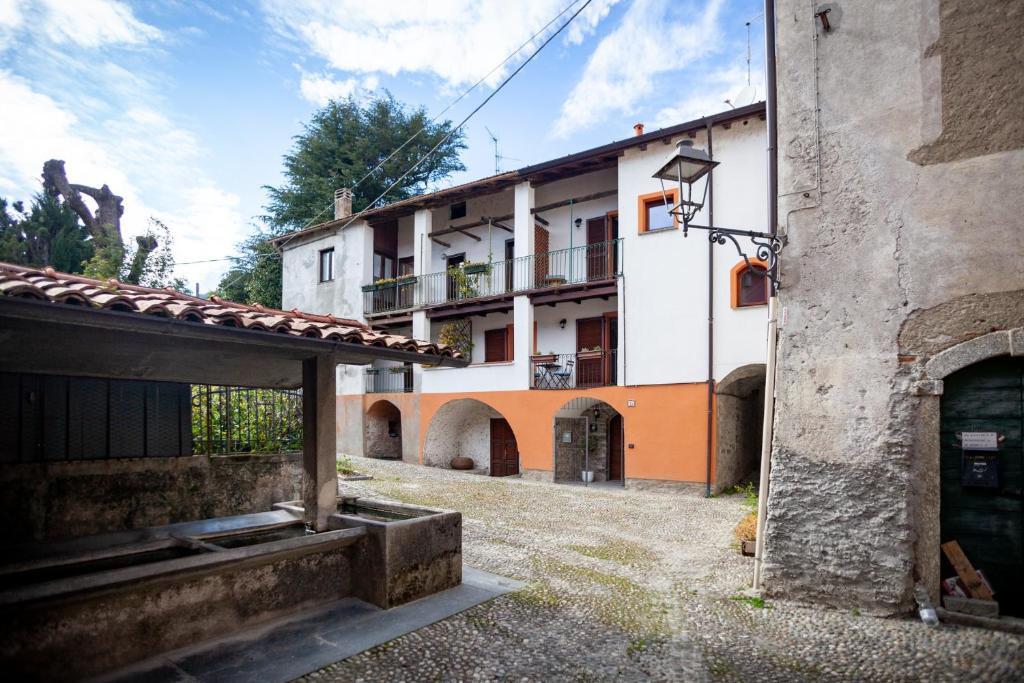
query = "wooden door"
xmin=607 ymin=211 xmax=619 ymax=275
xmin=608 ymin=414 xmax=623 ymax=481
xmin=940 ymin=356 xmax=1023 ymax=617
xmin=489 ymin=418 xmax=519 ymax=477
xmin=586 ymin=217 xmax=608 ymax=281
xmin=576 ymin=317 xmax=604 ymax=387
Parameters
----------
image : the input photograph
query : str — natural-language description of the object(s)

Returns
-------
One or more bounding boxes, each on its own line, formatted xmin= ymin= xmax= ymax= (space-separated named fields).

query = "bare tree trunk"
xmin=41 ymin=159 xmax=154 ymax=282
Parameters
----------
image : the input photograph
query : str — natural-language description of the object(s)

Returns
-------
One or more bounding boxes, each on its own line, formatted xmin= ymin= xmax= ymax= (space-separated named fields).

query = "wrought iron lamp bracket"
xmin=680 ymin=222 xmax=783 ymax=289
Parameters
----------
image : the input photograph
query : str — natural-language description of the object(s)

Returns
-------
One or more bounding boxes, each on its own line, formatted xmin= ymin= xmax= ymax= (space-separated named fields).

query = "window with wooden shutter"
xmin=484 ymin=328 xmax=508 ymax=363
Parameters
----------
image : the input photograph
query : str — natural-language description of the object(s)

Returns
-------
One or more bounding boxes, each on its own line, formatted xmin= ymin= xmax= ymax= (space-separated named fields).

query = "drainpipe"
xmin=704 ymin=119 xmax=715 ymax=498
xmin=753 ymin=0 xmax=780 ymax=592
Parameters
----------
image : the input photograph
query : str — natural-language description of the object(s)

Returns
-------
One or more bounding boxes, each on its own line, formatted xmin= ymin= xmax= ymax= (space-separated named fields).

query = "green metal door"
xmin=940 ymin=356 xmax=1023 ymax=617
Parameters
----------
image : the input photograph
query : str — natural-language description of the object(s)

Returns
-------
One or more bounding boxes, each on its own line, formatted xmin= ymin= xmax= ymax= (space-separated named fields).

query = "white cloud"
xmin=262 ymin=0 xmax=618 ymax=91
xmin=552 ymin=0 xmax=724 ymax=138
xmin=9 ymin=0 xmax=163 ymax=48
xmin=298 ymin=73 xmax=359 ymax=106
xmin=0 ymin=69 xmax=246 ymax=288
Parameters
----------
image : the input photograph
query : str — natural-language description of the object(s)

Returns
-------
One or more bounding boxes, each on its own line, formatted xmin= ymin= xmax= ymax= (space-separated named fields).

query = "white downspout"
xmin=752 ymin=294 xmax=778 ymax=590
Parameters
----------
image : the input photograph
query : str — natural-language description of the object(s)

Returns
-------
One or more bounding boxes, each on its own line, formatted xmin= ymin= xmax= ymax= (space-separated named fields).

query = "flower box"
xmin=543 ymin=275 xmax=567 ymax=286
xmin=463 ymin=263 xmax=490 ymax=275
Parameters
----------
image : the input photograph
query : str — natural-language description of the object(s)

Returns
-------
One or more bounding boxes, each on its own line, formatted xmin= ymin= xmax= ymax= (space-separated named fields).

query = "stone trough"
xmin=0 ymin=498 xmax=461 ymax=680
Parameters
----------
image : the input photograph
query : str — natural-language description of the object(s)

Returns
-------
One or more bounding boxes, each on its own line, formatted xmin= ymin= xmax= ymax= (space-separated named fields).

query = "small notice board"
xmin=959 ymin=431 xmax=1000 ymax=489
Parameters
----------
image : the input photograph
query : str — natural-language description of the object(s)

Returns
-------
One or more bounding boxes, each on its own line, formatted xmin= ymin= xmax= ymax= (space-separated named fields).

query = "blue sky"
xmin=0 ymin=0 xmax=764 ymax=289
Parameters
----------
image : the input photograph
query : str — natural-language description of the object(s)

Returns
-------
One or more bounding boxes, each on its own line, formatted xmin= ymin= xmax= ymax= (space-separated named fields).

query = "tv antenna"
xmin=724 ymin=15 xmax=761 ymax=108
xmin=484 ymin=126 xmax=520 ymax=174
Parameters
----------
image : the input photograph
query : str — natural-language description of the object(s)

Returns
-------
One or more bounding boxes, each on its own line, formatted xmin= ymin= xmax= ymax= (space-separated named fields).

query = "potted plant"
xmin=543 ymin=274 xmax=567 ymax=286
xmin=396 ymin=273 xmax=417 ymax=285
xmin=462 ymin=261 xmax=491 ymax=275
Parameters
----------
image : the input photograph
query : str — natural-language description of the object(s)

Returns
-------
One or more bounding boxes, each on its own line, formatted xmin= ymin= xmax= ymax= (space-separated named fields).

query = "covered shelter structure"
xmin=0 ymin=263 xmax=465 ymax=679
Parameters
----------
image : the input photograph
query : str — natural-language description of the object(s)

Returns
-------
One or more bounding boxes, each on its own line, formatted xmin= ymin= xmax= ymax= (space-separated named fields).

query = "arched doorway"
xmin=365 ymin=400 xmax=402 ymax=459
xmin=423 ymin=399 xmax=519 ymax=476
xmin=940 ymin=355 xmax=1023 ymax=617
xmin=553 ymin=397 xmax=623 ymax=485
xmin=715 ymin=364 xmax=766 ymax=492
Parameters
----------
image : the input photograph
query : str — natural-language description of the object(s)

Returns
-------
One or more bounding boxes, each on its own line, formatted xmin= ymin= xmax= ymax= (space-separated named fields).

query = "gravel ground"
xmin=299 ymin=457 xmax=1024 ymax=682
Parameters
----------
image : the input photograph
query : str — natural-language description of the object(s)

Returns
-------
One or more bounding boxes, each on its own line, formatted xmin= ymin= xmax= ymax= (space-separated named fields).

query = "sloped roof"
xmin=272 ymin=101 xmax=766 ymax=248
xmin=0 ymin=262 xmax=460 ymax=360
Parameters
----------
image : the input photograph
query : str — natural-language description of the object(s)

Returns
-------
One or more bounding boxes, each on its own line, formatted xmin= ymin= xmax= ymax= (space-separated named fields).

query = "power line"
xmin=211 ymin=0 xmax=593 ymax=296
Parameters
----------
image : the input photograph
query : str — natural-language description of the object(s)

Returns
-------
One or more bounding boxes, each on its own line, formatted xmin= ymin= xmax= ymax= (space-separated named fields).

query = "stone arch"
xmin=364 ymin=399 xmax=402 ymax=459
xmin=715 ymin=364 xmax=767 ymax=492
xmin=910 ymin=325 xmax=1023 ymax=608
xmin=422 ymin=398 xmax=518 ymax=474
xmin=923 ymin=328 xmax=1023 ymax=381
xmin=552 ymin=396 xmax=623 ymax=484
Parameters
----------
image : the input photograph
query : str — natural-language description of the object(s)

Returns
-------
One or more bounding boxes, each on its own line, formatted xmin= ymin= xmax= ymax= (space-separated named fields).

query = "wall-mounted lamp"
xmin=559 ymin=318 xmax=567 ymax=329
xmin=592 ymin=407 xmax=600 ymax=420
xmin=574 ymin=217 xmax=582 ymax=229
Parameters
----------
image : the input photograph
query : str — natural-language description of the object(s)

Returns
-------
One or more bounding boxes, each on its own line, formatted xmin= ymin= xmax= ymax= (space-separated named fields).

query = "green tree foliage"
xmin=217 ymin=93 xmax=466 ymax=308
xmin=0 ymin=193 xmax=93 ymax=273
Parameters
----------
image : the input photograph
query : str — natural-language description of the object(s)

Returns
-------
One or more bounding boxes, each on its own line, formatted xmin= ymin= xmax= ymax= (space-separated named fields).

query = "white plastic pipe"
xmin=752 ymin=294 xmax=778 ymax=591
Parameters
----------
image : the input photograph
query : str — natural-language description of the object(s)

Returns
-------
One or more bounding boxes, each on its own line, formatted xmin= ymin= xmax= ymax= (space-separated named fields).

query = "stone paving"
xmin=299 ymin=457 xmax=1024 ymax=682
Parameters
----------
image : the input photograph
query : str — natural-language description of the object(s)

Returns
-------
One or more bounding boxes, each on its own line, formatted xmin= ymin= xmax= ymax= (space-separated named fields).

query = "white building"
xmin=277 ymin=104 xmax=770 ymax=490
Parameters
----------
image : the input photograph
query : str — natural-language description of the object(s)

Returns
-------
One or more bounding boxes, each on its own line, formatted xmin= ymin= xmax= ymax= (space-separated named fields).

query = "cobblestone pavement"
xmin=299 ymin=457 xmax=1024 ymax=682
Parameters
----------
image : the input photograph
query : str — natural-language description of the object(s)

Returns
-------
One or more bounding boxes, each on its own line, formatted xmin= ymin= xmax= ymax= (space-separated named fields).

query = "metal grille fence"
xmin=191 ymin=385 xmax=303 ymax=454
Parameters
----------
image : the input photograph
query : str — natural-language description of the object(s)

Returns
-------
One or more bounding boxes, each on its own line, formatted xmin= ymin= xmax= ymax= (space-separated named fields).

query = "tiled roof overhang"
xmin=0 ymin=263 xmax=465 ymax=387
xmin=272 ymin=102 xmax=766 ymax=247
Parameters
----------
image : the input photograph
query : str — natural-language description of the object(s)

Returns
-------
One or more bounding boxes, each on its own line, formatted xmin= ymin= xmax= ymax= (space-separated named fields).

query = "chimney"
xmin=334 ymin=187 xmax=353 ymax=220
xmin=633 ymin=122 xmax=644 ymax=136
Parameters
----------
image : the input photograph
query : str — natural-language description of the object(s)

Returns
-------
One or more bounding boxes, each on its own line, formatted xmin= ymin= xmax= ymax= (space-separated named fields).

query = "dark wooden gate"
xmin=489 ymin=418 xmax=519 ymax=477
xmin=940 ymin=356 xmax=1023 ymax=617
xmin=608 ymin=413 xmax=623 ymax=481
xmin=576 ymin=317 xmax=604 ymax=387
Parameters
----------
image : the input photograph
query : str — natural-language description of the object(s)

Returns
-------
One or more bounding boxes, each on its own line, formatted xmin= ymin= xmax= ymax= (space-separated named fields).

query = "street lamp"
xmin=652 ymin=141 xmax=783 ymax=288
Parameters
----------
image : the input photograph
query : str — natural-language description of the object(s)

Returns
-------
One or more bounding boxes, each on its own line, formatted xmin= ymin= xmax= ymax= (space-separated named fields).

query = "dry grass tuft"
xmin=733 ymin=511 xmax=757 ymax=543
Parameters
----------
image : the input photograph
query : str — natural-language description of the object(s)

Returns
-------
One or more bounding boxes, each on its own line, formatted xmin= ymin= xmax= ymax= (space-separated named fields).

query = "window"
xmin=731 ymin=260 xmax=769 ymax=308
xmin=484 ymin=325 xmax=514 ymax=363
xmin=318 ymin=248 xmax=334 ymax=282
xmin=637 ymin=189 xmax=678 ymax=233
xmin=372 ymin=252 xmax=394 ymax=281
xmin=450 ymin=201 xmax=467 ymax=220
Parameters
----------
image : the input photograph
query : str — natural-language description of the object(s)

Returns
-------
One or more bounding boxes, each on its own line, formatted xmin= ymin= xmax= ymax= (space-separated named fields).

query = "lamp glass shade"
xmin=652 ymin=143 xmax=718 ymax=183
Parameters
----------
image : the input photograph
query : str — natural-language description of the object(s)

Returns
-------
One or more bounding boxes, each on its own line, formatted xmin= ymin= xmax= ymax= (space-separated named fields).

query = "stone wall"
xmin=715 ymin=367 xmax=764 ymax=493
xmin=764 ymin=0 xmax=1024 ymax=614
xmin=554 ymin=404 xmax=617 ymax=483
xmin=0 ymin=453 xmax=303 ymax=545
xmin=365 ymin=400 xmax=402 ymax=459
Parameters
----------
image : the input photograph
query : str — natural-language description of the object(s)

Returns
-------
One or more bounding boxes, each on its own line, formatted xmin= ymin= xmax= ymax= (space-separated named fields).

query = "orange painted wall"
xmin=414 ymin=383 xmax=713 ymax=483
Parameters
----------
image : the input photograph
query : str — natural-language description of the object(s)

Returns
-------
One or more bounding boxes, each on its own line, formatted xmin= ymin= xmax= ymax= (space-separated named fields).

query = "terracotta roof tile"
xmin=0 ymin=262 xmax=460 ymax=360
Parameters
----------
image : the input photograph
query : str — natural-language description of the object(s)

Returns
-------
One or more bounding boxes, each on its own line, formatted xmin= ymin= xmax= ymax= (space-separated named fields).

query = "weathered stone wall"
xmin=422 ymin=399 xmax=501 ymax=472
xmin=365 ymin=400 xmax=402 ymax=459
xmin=0 ymin=453 xmax=303 ymax=545
xmin=715 ymin=366 xmax=765 ymax=492
xmin=764 ymin=0 xmax=1024 ymax=614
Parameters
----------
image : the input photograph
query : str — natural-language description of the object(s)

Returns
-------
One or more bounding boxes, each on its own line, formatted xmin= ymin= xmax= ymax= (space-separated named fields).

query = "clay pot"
xmin=450 ymin=456 xmax=474 ymax=470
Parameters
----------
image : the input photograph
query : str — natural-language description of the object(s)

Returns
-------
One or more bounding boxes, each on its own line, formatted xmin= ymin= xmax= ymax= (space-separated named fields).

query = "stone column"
xmin=303 ymin=354 xmax=337 ymax=531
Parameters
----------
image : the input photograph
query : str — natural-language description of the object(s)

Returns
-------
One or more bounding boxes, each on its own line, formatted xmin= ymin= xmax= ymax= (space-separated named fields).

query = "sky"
xmin=0 ymin=0 xmax=765 ymax=291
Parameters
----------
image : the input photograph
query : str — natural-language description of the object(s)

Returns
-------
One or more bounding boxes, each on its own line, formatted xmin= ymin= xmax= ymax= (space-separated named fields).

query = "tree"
xmin=42 ymin=159 xmax=159 ymax=284
xmin=0 ymin=193 xmax=93 ymax=273
xmin=217 ymin=93 xmax=466 ymax=308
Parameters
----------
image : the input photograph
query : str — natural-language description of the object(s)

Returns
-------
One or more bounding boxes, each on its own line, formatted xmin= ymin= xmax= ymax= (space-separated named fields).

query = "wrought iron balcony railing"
xmin=362 ymin=239 xmax=622 ymax=316
xmin=364 ymin=366 xmax=413 ymax=393
xmin=531 ymin=349 xmax=618 ymax=390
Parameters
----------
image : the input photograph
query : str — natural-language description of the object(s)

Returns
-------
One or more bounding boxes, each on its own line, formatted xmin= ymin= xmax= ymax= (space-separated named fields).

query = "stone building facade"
xmin=763 ymin=0 xmax=1024 ymax=615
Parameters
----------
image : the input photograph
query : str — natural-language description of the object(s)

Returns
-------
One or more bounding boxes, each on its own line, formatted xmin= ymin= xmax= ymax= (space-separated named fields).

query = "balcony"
xmin=362 ymin=239 xmax=622 ymax=317
xmin=531 ymin=350 xmax=618 ymax=390
xmin=365 ymin=366 xmax=413 ymax=393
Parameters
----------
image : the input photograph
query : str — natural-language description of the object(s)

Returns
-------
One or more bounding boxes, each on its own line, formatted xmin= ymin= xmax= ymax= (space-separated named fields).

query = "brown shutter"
xmin=485 ymin=329 xmax=507 ymax=362
xmin=506 ymin=323 xmax=515 ymax=361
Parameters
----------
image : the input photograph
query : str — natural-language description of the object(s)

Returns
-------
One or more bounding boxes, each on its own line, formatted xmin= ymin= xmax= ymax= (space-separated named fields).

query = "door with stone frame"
xmin=489 ymin=418 xmax=519 ymax=477
xmin=940 ymin=355 xmax=1023 ymax=617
